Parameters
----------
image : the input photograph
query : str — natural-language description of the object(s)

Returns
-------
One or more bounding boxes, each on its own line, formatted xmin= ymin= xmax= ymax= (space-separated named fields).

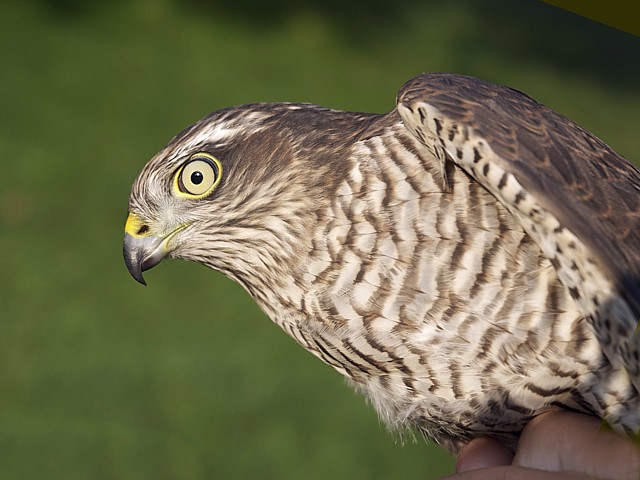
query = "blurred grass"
xmin=0 ymin=0 xmax=638 ymax=479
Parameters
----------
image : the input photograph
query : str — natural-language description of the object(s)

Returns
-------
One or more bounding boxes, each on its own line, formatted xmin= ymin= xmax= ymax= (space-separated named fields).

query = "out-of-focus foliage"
xmin=38 ymin=0 xmax=640 ymax=89
xmin=0 ymin=1 xmax=638 ymax=479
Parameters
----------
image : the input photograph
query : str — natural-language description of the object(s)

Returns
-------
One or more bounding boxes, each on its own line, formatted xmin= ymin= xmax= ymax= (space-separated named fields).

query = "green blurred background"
xmin=1 ymin=1 xmax=638 ymax=478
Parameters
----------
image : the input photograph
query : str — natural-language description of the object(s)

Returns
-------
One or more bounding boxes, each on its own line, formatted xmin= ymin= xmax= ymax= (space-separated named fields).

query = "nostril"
xmin=137 ymin=225 xmax=149 ymax=235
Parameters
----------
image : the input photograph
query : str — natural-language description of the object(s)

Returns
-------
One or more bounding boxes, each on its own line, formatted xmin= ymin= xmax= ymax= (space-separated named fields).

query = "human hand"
xmin=444 ymin=410 xmax=640 ymax=480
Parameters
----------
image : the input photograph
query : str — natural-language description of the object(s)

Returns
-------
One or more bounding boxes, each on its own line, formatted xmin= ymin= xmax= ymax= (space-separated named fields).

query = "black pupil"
xmin=190 ymin=171 xmax=204 ymax=185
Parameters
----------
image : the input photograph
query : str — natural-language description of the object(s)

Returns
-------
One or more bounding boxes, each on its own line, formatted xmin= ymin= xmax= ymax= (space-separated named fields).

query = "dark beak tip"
xmin=124 ymin=257 xmax=148 ymax=286
xmin=123 ymin=232 xmax=167 ymax=287
xmin=123 ymin=240 xmax=148 ymax=286
xmin=133 ymin=272 xmax=148 ymax=287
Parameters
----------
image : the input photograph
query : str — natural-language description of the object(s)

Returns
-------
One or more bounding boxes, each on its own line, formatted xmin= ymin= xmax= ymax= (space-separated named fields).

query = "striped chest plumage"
xmin=270 ymin=121 xmax=638 ymax=450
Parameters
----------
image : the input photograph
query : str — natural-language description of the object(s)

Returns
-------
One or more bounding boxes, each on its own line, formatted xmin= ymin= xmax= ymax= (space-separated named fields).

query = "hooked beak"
xmin=123 ymin=213 xmax=185 ymax=286
xmin=123 ymin=233 xmax=167 ymax=286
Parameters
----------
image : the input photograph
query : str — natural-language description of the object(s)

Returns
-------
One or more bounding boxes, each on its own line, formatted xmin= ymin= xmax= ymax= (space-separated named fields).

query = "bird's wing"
xmin=396 ymin=73 xmax=640 ymax=384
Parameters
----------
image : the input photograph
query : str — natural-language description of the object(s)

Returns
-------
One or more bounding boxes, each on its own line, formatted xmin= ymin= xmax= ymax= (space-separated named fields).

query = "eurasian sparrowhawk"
xmin=123 ymin=74 xmax=640 ymax=452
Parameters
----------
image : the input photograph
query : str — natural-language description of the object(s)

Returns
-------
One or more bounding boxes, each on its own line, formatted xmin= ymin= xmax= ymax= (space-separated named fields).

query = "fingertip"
xmin=456 ymin=437 xmax=514 ymax=472
xmin=515 ymin=410 xmax=640 ymax=478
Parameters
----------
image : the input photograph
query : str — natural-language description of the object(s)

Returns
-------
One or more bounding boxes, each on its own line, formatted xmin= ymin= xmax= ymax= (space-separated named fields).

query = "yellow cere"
xmin=124 ymin=213 xmax=145 ymax=237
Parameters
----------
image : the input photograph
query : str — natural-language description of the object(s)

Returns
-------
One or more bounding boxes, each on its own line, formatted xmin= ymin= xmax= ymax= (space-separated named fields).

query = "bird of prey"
xmin=123 ymin=73 xmax=640 ymax=452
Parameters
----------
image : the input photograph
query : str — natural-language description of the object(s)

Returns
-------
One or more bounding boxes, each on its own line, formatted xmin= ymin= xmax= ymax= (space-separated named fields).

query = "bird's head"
xmin=123 ymin=103 xmax=373 ymax=291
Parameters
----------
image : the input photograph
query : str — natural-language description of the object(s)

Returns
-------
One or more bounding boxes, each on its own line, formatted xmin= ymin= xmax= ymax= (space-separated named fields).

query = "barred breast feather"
xmin=287 ymin=109 xmax=638 ymax=450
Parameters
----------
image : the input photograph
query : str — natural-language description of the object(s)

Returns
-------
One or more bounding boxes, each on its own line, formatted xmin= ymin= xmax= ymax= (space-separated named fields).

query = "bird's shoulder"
xmin=396 ymin=73 xmax=640 ymax=313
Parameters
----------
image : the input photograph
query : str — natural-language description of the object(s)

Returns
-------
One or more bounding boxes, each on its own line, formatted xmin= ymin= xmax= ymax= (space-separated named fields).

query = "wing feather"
xmin=396 ymin=73 xmax=640 ymax=389
xmin=397 ymin=73 xmax=640 ymax=315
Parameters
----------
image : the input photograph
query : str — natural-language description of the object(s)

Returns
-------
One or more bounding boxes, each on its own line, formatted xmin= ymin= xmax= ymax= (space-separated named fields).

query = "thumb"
xmin=514 ymin=411 xmax=640 ymax=479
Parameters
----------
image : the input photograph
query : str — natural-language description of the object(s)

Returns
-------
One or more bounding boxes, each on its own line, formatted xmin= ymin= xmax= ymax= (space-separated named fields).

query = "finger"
xmin=443 ymin=465 xmax=591 ymax=480
xmin=456 ymin=437 xmax=514 ymax=472
xmin=514 ymin=410 xmax=640 ymax=480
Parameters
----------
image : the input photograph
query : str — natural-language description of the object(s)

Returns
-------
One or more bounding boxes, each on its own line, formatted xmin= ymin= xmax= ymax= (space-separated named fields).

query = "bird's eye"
xmin=174 ymin=153 xmax=222 ymax=198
